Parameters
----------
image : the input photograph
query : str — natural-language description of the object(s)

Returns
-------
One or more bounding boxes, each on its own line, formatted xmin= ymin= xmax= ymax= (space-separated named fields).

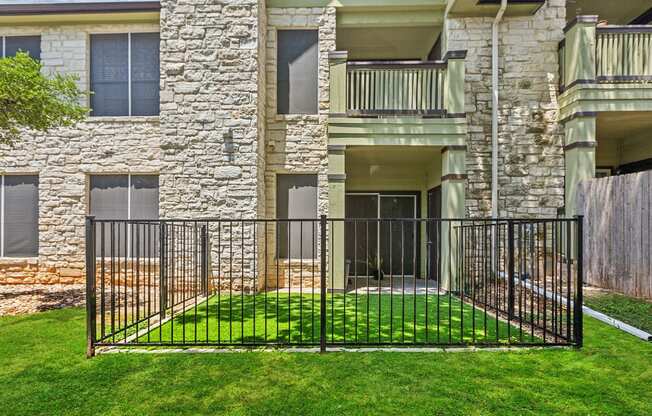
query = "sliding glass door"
xmin=345 ymin=193 xmax=418 ymax=277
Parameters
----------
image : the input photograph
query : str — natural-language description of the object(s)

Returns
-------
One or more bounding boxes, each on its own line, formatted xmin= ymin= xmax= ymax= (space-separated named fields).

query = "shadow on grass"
xmin=139 ymin=293 xmax=537 ymax=345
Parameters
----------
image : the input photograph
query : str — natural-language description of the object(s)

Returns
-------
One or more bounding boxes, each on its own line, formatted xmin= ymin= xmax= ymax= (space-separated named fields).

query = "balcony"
xmin=328 ymin=51 xmax=468 ymax=147
xmin=560 ymin=22 xmax=652 ymax=92
xmin=558 ymin=17 xmax=652 ymax=120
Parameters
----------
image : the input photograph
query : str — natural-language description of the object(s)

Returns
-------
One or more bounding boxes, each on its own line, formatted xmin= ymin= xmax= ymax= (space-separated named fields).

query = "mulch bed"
xmin=0 ymin=284 xmax=85 ymax=316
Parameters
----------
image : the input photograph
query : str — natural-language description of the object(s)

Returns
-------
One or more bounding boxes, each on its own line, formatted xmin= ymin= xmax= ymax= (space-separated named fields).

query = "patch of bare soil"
xmin=0 ymin=284 xmax=85 ymax=316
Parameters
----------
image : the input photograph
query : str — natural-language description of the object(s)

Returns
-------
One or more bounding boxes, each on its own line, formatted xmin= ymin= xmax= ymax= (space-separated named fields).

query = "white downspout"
xmin=491 ymin=0 xmax=507 ymax=218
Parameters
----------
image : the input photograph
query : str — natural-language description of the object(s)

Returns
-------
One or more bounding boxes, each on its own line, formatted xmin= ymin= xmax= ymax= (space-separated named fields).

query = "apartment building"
xmin=0 ymin=0 xmax=651 ymax=290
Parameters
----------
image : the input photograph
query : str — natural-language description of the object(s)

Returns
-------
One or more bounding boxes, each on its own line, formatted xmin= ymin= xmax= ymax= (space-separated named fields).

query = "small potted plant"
xmin=367 ymin=255 xmax=385 ymax=282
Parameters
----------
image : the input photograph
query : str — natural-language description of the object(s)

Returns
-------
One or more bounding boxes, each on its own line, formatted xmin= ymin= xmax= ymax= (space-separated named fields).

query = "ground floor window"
xmin=89 ymin=174 xmax=159 ymax=257
xmin=276 ymin=174 xmax=318 ymax=259
xmin=1 ymin=175 xmax=39 ymax=257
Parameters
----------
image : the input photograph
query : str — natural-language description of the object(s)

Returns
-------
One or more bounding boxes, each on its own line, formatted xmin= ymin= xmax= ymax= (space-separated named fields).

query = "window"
xmin=90 ymin=33 xmax=160 ymax=117
xmin=277 ymin=30 xmax=318 ymax=115
xmin=90 ymin=175 xmax=159 ymax=257
xmin=1 ymin=36 xmax=41 ymax=60
xmin=276 ymin=174 xmax=318 ymax=259
xmin=1 ymin=175 xmax=39 ymax=257
xmin=89 ymin=174 xmax=159 ymax=220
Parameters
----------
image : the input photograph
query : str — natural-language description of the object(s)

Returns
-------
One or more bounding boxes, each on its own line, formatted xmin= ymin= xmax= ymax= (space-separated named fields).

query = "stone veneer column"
xmin=328 ymin=145 xmax=346 ymax=291
xmin=159 ymin=0 xmax=266 ymax=220
xmin=440 ymin=146 xmax=466 ymax=291
xmin=445 ymin=1 xmax=566 ymax=218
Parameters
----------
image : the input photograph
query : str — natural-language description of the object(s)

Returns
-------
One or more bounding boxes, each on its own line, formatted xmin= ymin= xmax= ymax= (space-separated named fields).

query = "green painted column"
xmin=328 ymin=145 xmax=346 ymax=291
xmin=329 ymin=51 xmax=348 ymax=115
xmin=443 ymin=50 xmax=467 ymax=116
xmin=564 ymin=113 xmax=596 ymax=218
xmin=563 ymin=16 xmax=597 ymax=89
xmin=440 ymin=146 xmax=466 ymax=291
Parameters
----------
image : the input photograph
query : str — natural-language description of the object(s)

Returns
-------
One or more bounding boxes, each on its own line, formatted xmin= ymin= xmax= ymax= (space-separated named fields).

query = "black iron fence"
xmin=85 ymin=217 xmax=583 ymax=355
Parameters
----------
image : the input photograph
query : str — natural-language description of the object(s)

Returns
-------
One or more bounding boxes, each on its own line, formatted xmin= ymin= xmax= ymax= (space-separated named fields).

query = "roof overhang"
xmin=447 ymin=0 xmax=545 ymax=17
xmin=0 ymin=2 xmax=160 ymax=25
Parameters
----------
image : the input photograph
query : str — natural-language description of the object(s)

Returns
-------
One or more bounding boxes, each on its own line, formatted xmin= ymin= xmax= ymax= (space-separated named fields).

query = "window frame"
xmin=0 ymin=174 xmax=40 ymax=259
xmin=275 ymin=28 xmax=320 ymax=116
xmin=89 ymin=31 xmax=160 ymax=117
xmin=275 ymin=173 xmax=319 ymax=260
xmin=1 ymin=35 xmax=41 ymax=59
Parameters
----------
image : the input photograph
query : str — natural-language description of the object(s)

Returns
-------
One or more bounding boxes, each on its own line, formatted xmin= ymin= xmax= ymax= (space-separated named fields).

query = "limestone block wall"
xmin=158 ymin=0 xmax=266 ymax=220
xmin=445 ymin=0 xmax=567 ymax=218
xmin=158 ymin=0 xmax=268 ymax=292
xmin=0 ymin=23 xmax=161 ymax=285
xmin=262 ymin=7 xmax=336 ymax=288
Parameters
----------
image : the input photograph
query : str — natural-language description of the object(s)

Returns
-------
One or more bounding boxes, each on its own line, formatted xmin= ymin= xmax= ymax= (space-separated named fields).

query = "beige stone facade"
xmin=0 ymin=1 xmax=572 ymax=286
xmin=445 ymin=0 xmax=567 ymax=218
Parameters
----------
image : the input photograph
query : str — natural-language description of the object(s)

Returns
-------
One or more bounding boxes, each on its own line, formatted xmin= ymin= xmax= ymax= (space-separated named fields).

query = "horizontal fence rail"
xmin=596 ymin=26 xmax=652 ymax=82
xmin=346 ymin=61 xmax=446 ymax=116
xmin=85 ymin=217 xmax=583 ymax=355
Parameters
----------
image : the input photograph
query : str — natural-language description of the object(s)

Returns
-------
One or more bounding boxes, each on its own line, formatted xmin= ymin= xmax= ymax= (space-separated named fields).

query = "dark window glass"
xmin=3 ymin=175 xmax=39 ymax=257
xmin=130 ymin=175 xmax=159 ymax=219
xmin=277 ymin=30 xmax=318 ymax=115
xmin=90 ymin=175 xmax=159 ymax=257
xmin=89 ymin=175 xmax=129 ymax=220
xmin=90 ymin=34 xmax=129 ymax=116
xmin=276 ymin=174 xmax=318 ymax=259
xmin=4 ymin=36 xmax=41 ymax=60
xmin=131 ymin=33 xmax=160 ymax=116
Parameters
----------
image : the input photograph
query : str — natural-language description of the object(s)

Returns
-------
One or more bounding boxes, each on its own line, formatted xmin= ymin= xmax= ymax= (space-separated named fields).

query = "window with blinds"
xmin=90 ymin=33 xmax=160 ymax=117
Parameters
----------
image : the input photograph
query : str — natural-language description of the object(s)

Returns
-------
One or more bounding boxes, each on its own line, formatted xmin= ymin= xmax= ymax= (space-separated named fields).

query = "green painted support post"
xmin=443 ymin=50 xmax=467 ymax=116
xmin=563 ymin=16 xmax=598 ymax=89
xmin=440 ymin=145 xmax=467 ymax=291
xmin=329 ymin=51 xmax=348 ymax=115
xmin=328 ymin=144 xmax=346 ymax=290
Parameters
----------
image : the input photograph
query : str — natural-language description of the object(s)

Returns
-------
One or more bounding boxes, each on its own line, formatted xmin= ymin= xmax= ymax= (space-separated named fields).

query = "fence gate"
xmin=85 ymin=216 xmax=583 ymax=356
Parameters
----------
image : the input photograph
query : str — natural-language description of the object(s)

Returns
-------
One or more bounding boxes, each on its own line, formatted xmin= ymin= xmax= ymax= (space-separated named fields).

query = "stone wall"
xmin=0 ymin=23 xmax=161 ymax=285
xmin=158 ymin=0 xmax=266 ymax=220
xmin=446 ymin=0 xmax=567 ymax=218
xmin=157 ymin=0 xmax=269 ymax=291
xmin=262 ymin=7 xmax=336 ymax=288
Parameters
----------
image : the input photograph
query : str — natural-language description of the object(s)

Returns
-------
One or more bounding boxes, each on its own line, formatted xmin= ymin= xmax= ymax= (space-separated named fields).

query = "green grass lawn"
xmin=584 ymin=292 xmax=652 ymax=334
xmin=1 ymin=308 xmax=651 ymax=415
xmin=133 ymin=294 xmax=531 ymax=346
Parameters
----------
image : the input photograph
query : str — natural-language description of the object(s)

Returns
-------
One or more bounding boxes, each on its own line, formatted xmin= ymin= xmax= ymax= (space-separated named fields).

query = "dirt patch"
xmin=0 ymin=284 xmax=85 ymax=316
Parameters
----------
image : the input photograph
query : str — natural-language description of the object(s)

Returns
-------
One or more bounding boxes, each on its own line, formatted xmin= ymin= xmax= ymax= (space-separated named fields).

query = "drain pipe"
xmin=491 ymin=0 xmax=507 ymax=218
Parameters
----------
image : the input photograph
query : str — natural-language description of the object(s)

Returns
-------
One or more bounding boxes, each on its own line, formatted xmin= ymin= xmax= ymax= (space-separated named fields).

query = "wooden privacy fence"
xmin=577 ymin=171 xmax=652 ymax=299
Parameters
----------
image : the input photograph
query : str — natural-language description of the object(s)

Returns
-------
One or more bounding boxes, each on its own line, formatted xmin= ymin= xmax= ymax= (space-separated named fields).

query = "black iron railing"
xmin=85 ymin=217 xmax=583 ymax=355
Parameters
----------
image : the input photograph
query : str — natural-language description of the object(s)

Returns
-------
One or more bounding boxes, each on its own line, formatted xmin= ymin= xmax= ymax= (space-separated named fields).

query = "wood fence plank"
xmin=583 ymin=172 xmax=652 ymax=298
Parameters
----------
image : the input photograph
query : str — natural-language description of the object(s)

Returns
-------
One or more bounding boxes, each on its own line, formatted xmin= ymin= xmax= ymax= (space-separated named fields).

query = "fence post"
xmin=85 ymin=216 xmax=97 ymax=358
xmin=159 ymin=222 xmax=167 ymax=319
xmin=320 ymin=215 xmax=327 ymax=353
xmin=574 ymin=215 xmax=584 ymax=347
xmin=201 ymin=224 xmax=208 ymax=297
xmin=507 ymin=220 xmax=515 ymax=321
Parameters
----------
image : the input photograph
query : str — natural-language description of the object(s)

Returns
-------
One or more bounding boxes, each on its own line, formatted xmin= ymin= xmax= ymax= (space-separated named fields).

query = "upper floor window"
xmin=277 ymin=30 xmax=318 ymax=115
xmin=1 ymin=36 xmax=41 ymax=60
xmin=90 ymin=33 xmax=160 ymax=117
xmin=1 ymin=175 xmax=39 ymax=258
